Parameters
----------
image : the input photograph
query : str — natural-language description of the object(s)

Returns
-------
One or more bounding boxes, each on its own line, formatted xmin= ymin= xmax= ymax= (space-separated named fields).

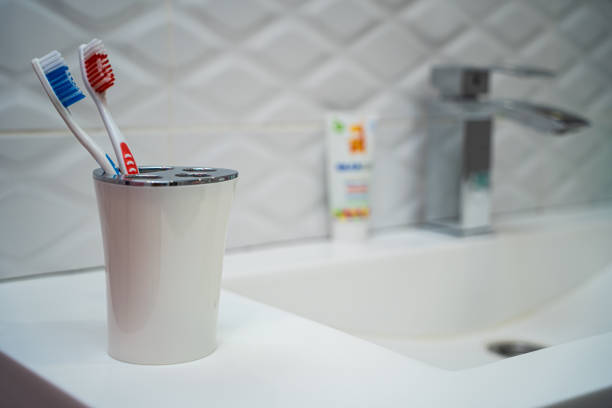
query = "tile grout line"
xmin=1 ymin=116 xmax=610 ymax=138
xmin=0 ymin=117 xmax=432 ymax=137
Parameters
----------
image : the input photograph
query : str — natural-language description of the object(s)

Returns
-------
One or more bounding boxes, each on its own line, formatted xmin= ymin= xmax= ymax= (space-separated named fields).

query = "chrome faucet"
xmin=424 ymin=65 xmax=589 ymax=235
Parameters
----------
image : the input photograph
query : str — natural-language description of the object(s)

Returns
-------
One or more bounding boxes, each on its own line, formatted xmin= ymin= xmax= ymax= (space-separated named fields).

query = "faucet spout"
xmin=490 ymin=100 xmax=590 ymax=135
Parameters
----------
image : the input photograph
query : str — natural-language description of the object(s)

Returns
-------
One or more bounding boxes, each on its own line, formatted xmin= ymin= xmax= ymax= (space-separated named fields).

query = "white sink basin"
xmin=223 ymin=206 xmax=612 ymax=370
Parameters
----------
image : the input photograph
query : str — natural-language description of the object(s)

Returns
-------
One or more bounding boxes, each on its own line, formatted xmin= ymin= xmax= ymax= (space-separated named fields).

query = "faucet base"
xmin=424 ymin=220 xmax=493 ymax=237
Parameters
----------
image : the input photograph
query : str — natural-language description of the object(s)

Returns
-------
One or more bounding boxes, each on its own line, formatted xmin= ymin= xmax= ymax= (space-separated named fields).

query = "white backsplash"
xmin=1 ymin=0 xmax=611 ymax=279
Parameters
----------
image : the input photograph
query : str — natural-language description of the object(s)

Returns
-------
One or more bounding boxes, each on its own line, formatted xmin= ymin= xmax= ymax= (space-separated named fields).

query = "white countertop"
xmin=2 ymin=266 xmax=612 ymax=407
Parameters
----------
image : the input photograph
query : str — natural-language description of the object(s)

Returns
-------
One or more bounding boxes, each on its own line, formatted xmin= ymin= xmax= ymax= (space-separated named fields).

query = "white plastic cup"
xmin=93 ymin=166 xmax=238 ymax=364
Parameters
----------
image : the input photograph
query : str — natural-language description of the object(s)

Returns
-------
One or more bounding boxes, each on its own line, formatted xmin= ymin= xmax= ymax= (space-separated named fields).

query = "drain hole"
xmin=182 ymin=167 xmax=216 ymax=172
xmin=487 ymin=340 xmax=547 ymax=358
xmin=138 ymin=166 xmax=173 ymax=173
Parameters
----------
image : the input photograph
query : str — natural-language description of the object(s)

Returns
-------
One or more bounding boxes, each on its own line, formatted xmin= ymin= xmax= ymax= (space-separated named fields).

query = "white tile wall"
xmin=1 ymin=0 xmax=611 ymax=279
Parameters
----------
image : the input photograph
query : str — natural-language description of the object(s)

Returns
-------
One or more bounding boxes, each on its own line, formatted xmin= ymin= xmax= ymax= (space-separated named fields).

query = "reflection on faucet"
xmin=425 ymin=65 xmax=590 ymax=235
xmin=491 ymin=100 xmax=589 ymax=134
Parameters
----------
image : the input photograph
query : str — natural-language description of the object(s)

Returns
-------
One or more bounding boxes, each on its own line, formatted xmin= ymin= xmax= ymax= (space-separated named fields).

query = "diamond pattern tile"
xmin=443 ymin=30 xmax=506 ymax=65
xmin=588 ymin=92 xmax=612 ymax=124
xmin=180 ymin=0 xmax=275 ymax=40
xmin=558 ymin=63 xmax=608 ymax=107
xmin=1 ymin=0 xmax=612 ymax=278
xmin=305 ymin=61 xmax=378 ymax=108
xmin=171 ymin=18 xmax=219 ymax=71
xmin=454 ymin=0 xmax=509 ymax=19
xmin=53 ymin=0 xmax=147 ymax=31
xmin=560 ymin=4 xmax=610 ymax=49
xmin=593 ymin=39 xmax=612 ymax=75
xmin=249 ymin=94 xmax=324 ymax=122
xmin=177 ymin=57 xmax=277 ymax=119
xmin=485 ymin=3 xmax=545 ymax=48
xmin=531 ymin=0 xmax=574 ymax=17
xmin=304 ymin=0 xmax=380 ymax=43
xmin=352 ymin=24 xmax=426 ymax=79
xmin=519 ymin=32 xmax=579 ymax=73
xmin=0 ymin=1 xmax=82 ymax=74
xmin=401 ymin=0 xmax=468 ymax=46
xmin=248 ymin=21 xmax=330 ymax=76
xmin=374 ymin=0 xmax=413 ymax=11
xmin=0 ymin=190 xmax=85 ymax=258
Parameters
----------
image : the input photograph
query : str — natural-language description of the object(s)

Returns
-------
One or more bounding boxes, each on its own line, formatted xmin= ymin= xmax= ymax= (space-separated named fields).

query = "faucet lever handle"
xmin=489 ymin=65 xmax=555 ymax=78
xmin=432 ymin=65 xmax=555 ymax=98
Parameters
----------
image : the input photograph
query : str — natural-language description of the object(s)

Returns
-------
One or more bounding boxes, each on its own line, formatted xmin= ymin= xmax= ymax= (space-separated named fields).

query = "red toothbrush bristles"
xmin=84 ymin=53 xmax=115 ymax=93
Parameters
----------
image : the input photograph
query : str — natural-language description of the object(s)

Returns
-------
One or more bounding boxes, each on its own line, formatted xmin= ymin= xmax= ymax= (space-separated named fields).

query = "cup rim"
xmin=93 ymin=166 xmax=238 ymax=187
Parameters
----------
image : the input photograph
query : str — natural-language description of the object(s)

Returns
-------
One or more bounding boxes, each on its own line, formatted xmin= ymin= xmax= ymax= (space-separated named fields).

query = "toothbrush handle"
xmin=120 ymin=142 xmax=138 ymax=175
xmin=63 ymin=113 xmax=118 ymax=175
xmin=97 ymin=97 xmax=139 ymax=174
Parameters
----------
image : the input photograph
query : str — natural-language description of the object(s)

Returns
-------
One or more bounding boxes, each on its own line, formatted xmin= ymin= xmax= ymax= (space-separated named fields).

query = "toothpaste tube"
xmin=326 ymin=112 xmax=376 ymax=241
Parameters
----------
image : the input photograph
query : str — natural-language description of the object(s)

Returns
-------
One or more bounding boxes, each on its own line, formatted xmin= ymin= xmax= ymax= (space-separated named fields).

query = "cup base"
xmin=108 ymin=343 xmax=217 ymax=365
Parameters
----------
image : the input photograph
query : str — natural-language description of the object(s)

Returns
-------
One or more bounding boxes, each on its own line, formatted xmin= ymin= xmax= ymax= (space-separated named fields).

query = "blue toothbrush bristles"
xmin=39 ymin=51 xmax=85 ymax=108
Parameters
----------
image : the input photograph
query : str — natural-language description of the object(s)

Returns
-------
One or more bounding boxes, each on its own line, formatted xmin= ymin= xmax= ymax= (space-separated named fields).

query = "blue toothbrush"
xmin=32 ymin=50 xmax=119 ymax=175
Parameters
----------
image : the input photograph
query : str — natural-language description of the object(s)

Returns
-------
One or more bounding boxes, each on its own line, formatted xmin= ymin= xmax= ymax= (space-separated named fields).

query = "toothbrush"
xmin=31 ymin=51 xmax=119 ymax=175
xmin=79 ymin=39 xmax=139 ymax=175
